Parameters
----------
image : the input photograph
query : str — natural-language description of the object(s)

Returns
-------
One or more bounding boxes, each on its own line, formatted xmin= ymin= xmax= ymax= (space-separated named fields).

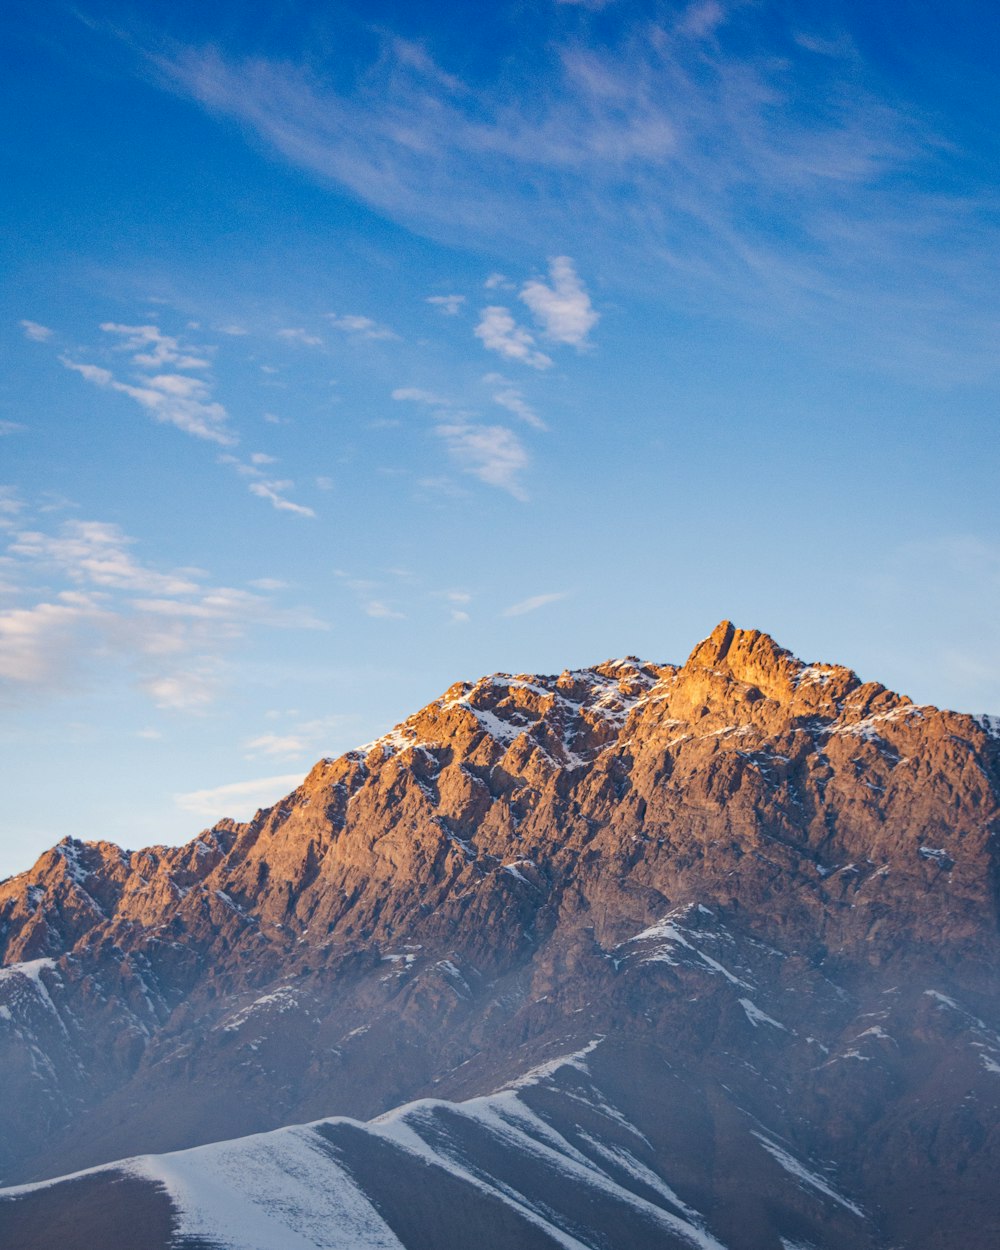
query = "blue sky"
xmin=2 ymin=0 xmax=999 ymax=877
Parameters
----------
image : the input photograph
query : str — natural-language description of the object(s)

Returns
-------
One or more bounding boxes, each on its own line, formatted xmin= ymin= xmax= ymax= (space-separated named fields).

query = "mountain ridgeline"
xmin=2 ymin=622 xmax=1000 ymax=1250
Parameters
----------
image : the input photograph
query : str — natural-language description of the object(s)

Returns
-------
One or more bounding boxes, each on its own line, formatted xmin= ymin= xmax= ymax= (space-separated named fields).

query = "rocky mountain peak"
xmin=684 ymin=619 xmax=808 ymax=701
xmin=2 ymin=621 xmax=1000 ymax=1230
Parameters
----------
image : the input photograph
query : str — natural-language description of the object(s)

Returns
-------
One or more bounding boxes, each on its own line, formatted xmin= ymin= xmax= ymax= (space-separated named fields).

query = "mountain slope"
xmin=2 ymin=621 xmax=1000 ymax=1247
xmin=0 ymin=1040 xmax=879 ymax=1250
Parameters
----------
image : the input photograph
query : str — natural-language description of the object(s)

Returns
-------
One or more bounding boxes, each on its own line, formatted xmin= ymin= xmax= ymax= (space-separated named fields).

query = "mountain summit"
xmin=2 ymin=623 xmax=1000 ymax=1249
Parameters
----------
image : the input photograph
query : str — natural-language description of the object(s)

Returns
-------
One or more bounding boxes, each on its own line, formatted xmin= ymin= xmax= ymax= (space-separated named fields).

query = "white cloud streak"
xmin=426 ymin=294 xmax=466 ymax=315
xmin=364 ymin=600 xmax=405 ymax=619
xmin=219 ymin=454 xmax=316 ymax=517
xmin=277 ymin=327 xmax=324 ymax=347
xmin=100 ymin=322 xmax=211 ymax=370
xmin=0 ymin=516 xmax=325 ymax=706
xmin=502 ymin=591 xmax=569 ymax=617
xmin=20 ymin=320 xmax=53 ymax=342
xmin=174 ymin=773 xmax=303 ymax=820
xmin=244 ymin=732 xmax=308 ymax=757
xmin=483 ymin=375 xmax=547 ymax=430
xmin=143 ymin=670 xmax=220 ymax=711
xmin=435 ymin=423 xmax=530 ymax=500
xmin=475 ymin=307 xmax=552 ymax=370
xmin=10 ymin=522 xmax=200 ymax=596
xmin=520 ymin=256 xmax=598 ymax=346
xmin=391 ymin=386 xmax=447 ymax=407
xmin=248 ymin=480 xmax=317 ymax=517
xmin=326 ymin=313 xmax=397 ymax=340
xmin=393 ymin=388 xmax=533 ymax=498
xmin=61 ymin=350 xmax=233 ymax=445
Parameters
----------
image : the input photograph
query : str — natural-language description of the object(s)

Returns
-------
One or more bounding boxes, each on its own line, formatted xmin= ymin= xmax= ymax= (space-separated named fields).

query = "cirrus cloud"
xmin=174 ymin=773 xmax=304 ymax=820
xmin=475 ymin=306 xmax=552 ymax=370
xmin=0 ymin=514 xmax=325 ymax=707
xmin=20 ymin=320 xmax=53 ymax=343
xmin=61 ymin=354 xmax=233 ymax=445
xmin=502 ymin=591 xmax=569 ymax=617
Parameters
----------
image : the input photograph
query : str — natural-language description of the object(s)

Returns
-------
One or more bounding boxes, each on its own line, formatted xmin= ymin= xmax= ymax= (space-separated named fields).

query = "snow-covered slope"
xmin=1 ymin=1043 xmax=873 ymax=1250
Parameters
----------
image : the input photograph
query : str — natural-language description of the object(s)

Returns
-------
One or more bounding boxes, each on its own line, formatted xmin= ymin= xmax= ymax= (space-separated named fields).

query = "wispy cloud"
xmin=60 ymin=321 xmax=233 ymax=443
xmin=0 ymin=594 xmax=108 ymax=687
xmin=174 ymin=773 xmax=303 ymax=820
xmin=20 ymin=320 xmax=53 ymax=343
xmin=326 ymin=313 xmax=397 ymax=341
xmin=475 ymin=307 xmax=552 ymax=370
xmin=445 ymin=589 xmax=471 ymax=624
xmin=0 ymin=514 xmax=325 ymax=706
xmin=243 ymin=732 xmax=308 ymax=758
xmin=0 ymin=421 xmax=27 ymax=437
xmin=10 ymin=521 xmax=199 ymax=596
xmin=143 ymin=669 xmax=220 ymax=711
xmin=435 ymin=422 xmax=530 ymax=500
xmin=0 ymin=487 xmax=24 ymax=524
xmin=520 ymin=256 xmax=598 ymax=347
xmin=391 ymin=386 xmax=448 ymax=407
xmin=148 ymin=19 xmax=1000 ymax=377
xmin=677 ymin=0 xmax=726 ymax=39
xmin=364 ymin=599 xmax=405 ymax=620
xmin=502 ymin=591 xmax=569 ymax=617
xmin=277 ymin=327 xmax=323 ymax=347
xmin=427 ymin=294 xmax=465 ymax=315
xmin=248 ymin=480 xmax=316 ymax=517
xmin=333 ymin=569 xmax=407 ymax=621
xmin=100 ymin=322 xmax=211 ymax=369
xmin=67 ymin=364 xmax=233 ymax=443
xmin=483 ymin=374 xmax=547 ymax=430
xmin=219 ymin=454 xmax=316 ymax=517
xmin=392 ymin=388 xmax=532 ymax=498
xmin=244 ymin=717 xmax=354 ymax=761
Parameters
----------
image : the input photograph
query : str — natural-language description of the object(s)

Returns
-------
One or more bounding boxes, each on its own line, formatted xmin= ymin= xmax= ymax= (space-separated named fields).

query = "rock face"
xmin=2 ymin=622 xmax=1000 ymax=1249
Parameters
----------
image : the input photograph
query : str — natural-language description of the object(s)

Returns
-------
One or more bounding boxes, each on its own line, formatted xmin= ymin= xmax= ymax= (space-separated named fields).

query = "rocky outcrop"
xmin=2 ymin=623 xmax=999 ymax=1247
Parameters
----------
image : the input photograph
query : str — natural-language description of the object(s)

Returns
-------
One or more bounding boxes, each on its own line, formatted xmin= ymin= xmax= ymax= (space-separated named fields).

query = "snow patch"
xmin=924 ymin=989 xmax=960 ymax=1011
xmin=976 ymin=714 xmax=1000 ymax=739
xmin=505 ymin=1038 xmax=604 ymax=1089
xmin=0 ymin=958 xmax=66 ymax=1032
xmin=823 ymin=704 xmax=923 ymax=742
xmin=751 ymin=1133 xmax=864 ymax=1217
xmin=738 ymin=999 xmax=787 ymax=1031
xmin=627 ymin=914 xmax=753 ymax=990
xmin=221 ymin=985 xmax=302 ymax=1032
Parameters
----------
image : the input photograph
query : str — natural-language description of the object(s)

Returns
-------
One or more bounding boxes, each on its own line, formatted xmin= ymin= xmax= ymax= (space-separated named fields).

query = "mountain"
xmin=2 ymin=621 xmax=1000 ymax=1249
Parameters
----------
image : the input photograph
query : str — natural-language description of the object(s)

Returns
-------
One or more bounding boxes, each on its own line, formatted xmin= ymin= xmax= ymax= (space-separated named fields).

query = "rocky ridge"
xmin=2 ymin=621 xmax=1000 ymax=1248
